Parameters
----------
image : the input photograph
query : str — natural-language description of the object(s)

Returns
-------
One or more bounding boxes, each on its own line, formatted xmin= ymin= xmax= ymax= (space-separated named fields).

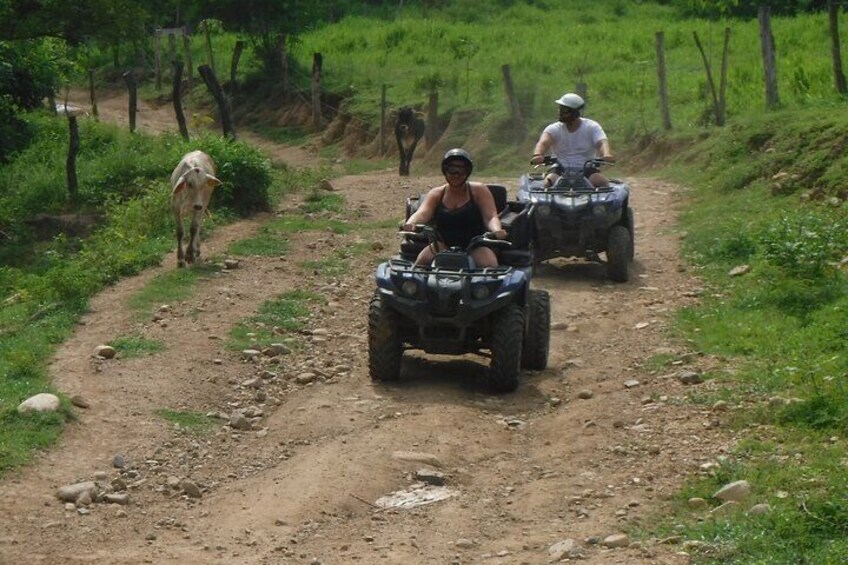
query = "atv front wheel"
xmin=606 ymin=225 xmax=631 ymax=283
xmin=521 ymin=289 xmax=550 ymax=370
xmin=368 ymin=291 xmax=402 ymax=381
xmin=489 ymin=304 xmax=524 ymax=393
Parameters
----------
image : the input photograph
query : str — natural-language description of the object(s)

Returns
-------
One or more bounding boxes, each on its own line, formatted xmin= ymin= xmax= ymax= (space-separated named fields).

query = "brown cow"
xmin=395 ymin=106 xmax=426 ymax=176
xmin=171 ymin=150 xmax=221 ymax=267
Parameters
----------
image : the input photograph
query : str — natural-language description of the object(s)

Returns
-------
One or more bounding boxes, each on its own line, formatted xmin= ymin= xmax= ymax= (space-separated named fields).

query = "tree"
xmin=204 ymin=0 xmax=341 ymax=74
xmin=0 ymin=0 xmax=148 ymax=45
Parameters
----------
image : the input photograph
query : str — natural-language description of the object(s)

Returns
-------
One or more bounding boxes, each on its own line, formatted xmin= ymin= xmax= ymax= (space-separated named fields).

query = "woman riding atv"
xmin=402 ymin=148 xmax=506 ymax=267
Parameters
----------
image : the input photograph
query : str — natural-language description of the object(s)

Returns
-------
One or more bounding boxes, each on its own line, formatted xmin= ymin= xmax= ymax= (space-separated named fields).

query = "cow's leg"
xmin=404 ymin=139 xmax=419 ymax=175
xmin=399 ymin=151 xmax=410 ymax=176
xmin=175 ymin=211 xmax=187 ymax=268
xmin=187 ymin=210 xmax=202 ymax=264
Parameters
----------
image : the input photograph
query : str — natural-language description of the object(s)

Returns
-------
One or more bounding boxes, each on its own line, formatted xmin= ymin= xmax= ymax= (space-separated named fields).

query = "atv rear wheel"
xmin=606 ymin=225 xmax=631 ymax=283
xmin=489 ymin=303 xmax=524 ymax=393
xmin=625 ymin=207 xmax=635 ymax=261
xmin=368 ymin=291 xmax=402 ymax=381
xmin=522 ymin=289 xmax=550 ymax=370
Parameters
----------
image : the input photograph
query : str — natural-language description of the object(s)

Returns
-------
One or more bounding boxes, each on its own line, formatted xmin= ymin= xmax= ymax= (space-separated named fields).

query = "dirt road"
xmin=0 ymin=92 xmax=722 ymax=564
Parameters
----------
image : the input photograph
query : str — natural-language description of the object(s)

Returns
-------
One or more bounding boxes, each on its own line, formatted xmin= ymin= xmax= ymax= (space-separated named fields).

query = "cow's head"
xmin=173 ymin=167 xmax=222 ymax=210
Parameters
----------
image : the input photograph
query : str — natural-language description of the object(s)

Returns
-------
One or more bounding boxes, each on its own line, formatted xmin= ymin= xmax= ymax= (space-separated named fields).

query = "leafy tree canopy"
xmin=0 ymin=0 xmax=148 ymax=44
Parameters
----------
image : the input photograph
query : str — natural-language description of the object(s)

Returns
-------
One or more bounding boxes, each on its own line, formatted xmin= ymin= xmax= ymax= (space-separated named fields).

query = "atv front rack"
xmin=529 ymin=185 xmax=616 ymax=196
xmin=388 ymin=258 xmax=513 ymax=278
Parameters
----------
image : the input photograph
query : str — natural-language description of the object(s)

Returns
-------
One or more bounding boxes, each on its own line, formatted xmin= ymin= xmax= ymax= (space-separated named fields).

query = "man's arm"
xmin=595 ymin=138 xmax=614 ymax=161
xmin=531 ymin=132 xmax=554 ymax=165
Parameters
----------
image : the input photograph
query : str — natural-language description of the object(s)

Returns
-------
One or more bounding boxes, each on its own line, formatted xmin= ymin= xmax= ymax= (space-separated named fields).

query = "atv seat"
xmin=498 ymin=200 xmax=531 ymax=250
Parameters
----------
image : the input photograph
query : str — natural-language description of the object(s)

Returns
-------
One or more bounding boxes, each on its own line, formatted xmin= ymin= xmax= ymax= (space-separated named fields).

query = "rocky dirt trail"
xmin=0 ymin=92 xmax=731 ymax=564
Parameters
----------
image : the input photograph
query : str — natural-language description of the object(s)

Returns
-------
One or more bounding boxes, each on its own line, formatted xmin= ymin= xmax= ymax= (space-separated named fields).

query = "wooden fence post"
xmin=204 ymin=21 xmax=216 ymax=74
xmin=311 ymin=53 xmax=323 ymax=131
xmin=172 ymin=61 xmax=190 ymax=141
xmin=575 ymin=82 xmax=588 ymax=100
xmin=122 ymin=70 xmax=137 ymax=133
xmin=231 ymin=40 xmax=245 ymax=85
xmin=655 ymin=31 xmax=672 ymax=130
xmin=380 ymin=84 xmax=387 ymax=155
xmin=154 ymin=29 xmax=162 ymax=91
xmin=758 ymin=5 xmax=780 ymax=109
xmin=501 ymin=64 xmax=525 ymax=143
xmin=182 ymin=27 xmax=193 ymax=89
xmin=829 ymin=0 xmax=847 ymax=95
xmin=198 ymin=64 xmax=236 ymax=140
xmin=693 ymin=31 xmax=723 ymax=126
xmin=278 ymin=33 xmax=289 ymax=91
xmin=426 ymin=90 xmax=438 ymax=149
xmin=88 ymin=68 xmax=99 ymax=120
xmin=718 ymin=27 xmax=730 ymax=126
xmin=67 ymin=115 xmax=79 ymax=201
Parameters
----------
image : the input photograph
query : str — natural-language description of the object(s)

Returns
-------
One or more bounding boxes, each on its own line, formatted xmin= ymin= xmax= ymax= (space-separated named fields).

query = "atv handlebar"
xmin=533 ymin=156 xmax=616 ymax=175
xmin=399 ymin=225 xmax=511 ymax=251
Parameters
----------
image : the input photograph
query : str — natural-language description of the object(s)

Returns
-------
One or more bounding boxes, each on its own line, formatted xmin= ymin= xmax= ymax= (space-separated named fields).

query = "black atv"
xmin=518 ymin=157 xmax=635 ymax=282
xmin=368 ymin=186 xmax=550 ymax=393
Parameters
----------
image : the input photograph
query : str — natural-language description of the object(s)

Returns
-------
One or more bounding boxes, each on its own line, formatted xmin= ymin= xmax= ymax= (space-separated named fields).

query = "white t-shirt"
xmin=542 ymin=118 xmax=607 ymax=168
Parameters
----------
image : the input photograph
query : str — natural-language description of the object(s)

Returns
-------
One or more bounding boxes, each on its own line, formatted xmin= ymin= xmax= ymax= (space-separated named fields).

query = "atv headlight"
xmin=471 ymin=284 xmax=491 ymax=300
xmin=400 ymin=280 xmax=418 ymax=297
xmin=593 ymin=204 xmax=607 ymax=217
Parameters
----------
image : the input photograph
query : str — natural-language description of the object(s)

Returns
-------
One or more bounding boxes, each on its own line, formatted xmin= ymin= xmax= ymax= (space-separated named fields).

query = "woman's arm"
xmin=403 ymin=186 xmax=443 ymax=229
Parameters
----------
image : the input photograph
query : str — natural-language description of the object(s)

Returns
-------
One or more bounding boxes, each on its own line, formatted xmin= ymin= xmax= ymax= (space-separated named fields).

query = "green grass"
xmin=265 ymin=216 xmax=352 ymax=235
xmin=249 ymin=124 xmax=311 ymax=146
xmin=301 ymin=240 xmax=375 ymax=278
xmin=652 ymin=106 xmax=848 ymax=564
xmin=0 ymin=406 xmax=71 ymax=475
xmin=301 ymin=191 xmax=345 ymax=213
xmin=156 ymin=409 xmax=217 ymax=436
xmin=109 ymin=335 xmax=165 ymax=359
xmin=228 ymin=290 xmax=324 ymax=351
xmin=655 ymin=428 xmax=848 ymax=564
xmin=227 ymin=228 xmax=290 ymax=257
xmin=127 ymin=262 xmax=222 ymax=315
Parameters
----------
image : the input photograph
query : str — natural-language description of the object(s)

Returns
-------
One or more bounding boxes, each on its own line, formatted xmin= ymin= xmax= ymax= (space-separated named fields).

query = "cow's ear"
xmin=206 ymin=174 xmax=222 ymax=188
xmin=172 ymin=175 xmax=187 ymax=194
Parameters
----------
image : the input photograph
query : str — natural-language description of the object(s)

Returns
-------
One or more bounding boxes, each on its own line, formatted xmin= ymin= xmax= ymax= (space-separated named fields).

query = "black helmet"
xmin=441 ymin=148 xmax=474 ymax=175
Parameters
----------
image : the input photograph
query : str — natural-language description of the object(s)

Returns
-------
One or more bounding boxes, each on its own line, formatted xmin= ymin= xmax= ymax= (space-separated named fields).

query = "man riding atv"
xmin=530 ymin=92 xmax=615 ymax=188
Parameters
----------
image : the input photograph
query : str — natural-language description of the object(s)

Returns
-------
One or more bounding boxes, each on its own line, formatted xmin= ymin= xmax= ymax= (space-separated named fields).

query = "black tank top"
xmin=435 ymin=185 xmax=485 ymax=248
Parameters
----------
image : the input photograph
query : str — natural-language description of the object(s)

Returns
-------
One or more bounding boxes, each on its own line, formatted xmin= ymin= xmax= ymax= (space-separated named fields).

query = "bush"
xmin=200 ymin=137 xmax=273 ymax=216
xmin=758 ymin=211 xmax=848 ymax=280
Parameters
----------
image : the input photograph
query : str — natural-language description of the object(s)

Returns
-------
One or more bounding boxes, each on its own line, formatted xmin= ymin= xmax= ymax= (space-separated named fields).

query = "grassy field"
xmin=292 ymin=1 xmax=848 ymax=157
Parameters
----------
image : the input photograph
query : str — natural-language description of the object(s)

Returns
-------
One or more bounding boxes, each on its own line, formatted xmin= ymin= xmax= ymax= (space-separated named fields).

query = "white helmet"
xmin=554 ymin=93 xmax=585 ymax=110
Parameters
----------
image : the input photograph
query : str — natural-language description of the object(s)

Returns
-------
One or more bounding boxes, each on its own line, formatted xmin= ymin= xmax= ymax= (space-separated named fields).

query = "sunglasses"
xmin=445 ymin=167 xmax=468 ymax=176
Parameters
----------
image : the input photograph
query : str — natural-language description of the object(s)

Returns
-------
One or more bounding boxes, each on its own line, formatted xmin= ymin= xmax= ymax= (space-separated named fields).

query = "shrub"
xmin=199 ymin=136 xmax=273 ymax=216
xmin=758 ymin=211 xmax=848 ymax=280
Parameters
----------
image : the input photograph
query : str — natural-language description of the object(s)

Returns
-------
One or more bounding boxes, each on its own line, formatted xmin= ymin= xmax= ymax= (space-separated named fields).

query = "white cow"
xmin=171 ymin=150 xmax=221 ymax=267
